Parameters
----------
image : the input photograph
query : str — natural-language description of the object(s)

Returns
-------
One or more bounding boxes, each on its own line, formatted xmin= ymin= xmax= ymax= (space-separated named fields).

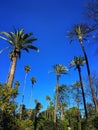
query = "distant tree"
xmin=86 ymin=103 xmax=95 ymax=118
xmin=70 ymin=56 xmax=88 ymax=119
xmin=34 ymin=102 xmax=43 ymax=130
xmin=0 ymin=28 xmax=39 ymax=88
xmin=31 ymin=77 xmax=36 ymax=86
xmin=49 ymin=64 xmax=68 ymax=123
xmin=65 ymin=107 xmax=81 ymax=130
xmin=46 ymin=95 xmax=51 ymax=106
xmin=84 ymin=0 xmax=98 ymax=25
xmin=22 ymin=65 xmax=31 ymax=104
xmin=71 ymin=81 xmax=82 ymax=109
xmin=91 ymin=72 xmax=98 ymax=99
xmin=34 ymin=99 xmax=38 ymax=104
xmin=67 ymin=23 xmax=98 ymax=112
xmin=29 ymin=77 xmax=37 ymax=106
xmin=19 ymin=104 xmax=26 ymax=120
xmin=58 ymin=84 xmax=68 ymax=120
xmin=14 ymin=81 xmax=20 ymax=87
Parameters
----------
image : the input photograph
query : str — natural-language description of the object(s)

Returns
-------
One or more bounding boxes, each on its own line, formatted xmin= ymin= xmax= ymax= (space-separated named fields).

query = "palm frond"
xmin=27 ymin=45 xmax=39 ymax=52
xmin=0 ymin=35 xmax=13 ymax=44
xmin=0 ymin=32 xmax=12 ymax=39
xmin=23 ymin=33 xmax=33 ymax=40
xmin=24 ymin=38 xmax=37 ymax=44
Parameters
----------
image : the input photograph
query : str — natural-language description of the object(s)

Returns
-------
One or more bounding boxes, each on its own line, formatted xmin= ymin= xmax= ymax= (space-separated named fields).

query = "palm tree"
xmin=71 ymin=81 xmax=81 ymax=109
xmin=0 ymin=28 xmax=39 ymax=89
xmin=31 ymin=77 xmax=36 ymax=86
xmin=29 ymin=77 xmax=37 ymax=106
xmin=46 ymin=95 xmax=51 ymax=105
xmin=50 ymin=64 xmax=68 ymax=123
xmin=67 ymin=23 xmax=98 ymax=112
xmin=70 ymin=56 xmax=88 ymax=119
xmin=22 ymin=65 xmax=31 ymax=104
xmin=71 ymin=81 xmax=82 ymax=130
xmin=58 ymin=84 xmax=68 ymax=120
xmin=14 ymin=81 xmax=20 ymax=87
xmin=34 ymin=99 xmax=38 ymax=104
xmin=34 ymin=102 xmax=43 ymax=130
xmin=45 ymin=95 xmax=51 ymax=118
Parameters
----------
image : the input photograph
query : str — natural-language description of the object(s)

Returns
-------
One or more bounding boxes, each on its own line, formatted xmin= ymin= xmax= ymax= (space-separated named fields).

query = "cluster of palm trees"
xmin=0 ymin=23 xmax=98 ymax=125
xmin=67 ymin=23 xmax=98 ymax=115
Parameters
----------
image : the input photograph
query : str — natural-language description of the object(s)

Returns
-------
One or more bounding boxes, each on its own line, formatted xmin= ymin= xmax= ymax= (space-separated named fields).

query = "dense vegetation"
xmin=0 ymin=0 xmax=98 ymax=130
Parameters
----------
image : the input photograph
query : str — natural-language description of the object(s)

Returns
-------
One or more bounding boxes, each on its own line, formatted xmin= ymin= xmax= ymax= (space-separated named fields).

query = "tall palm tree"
xmin=71 ymin=81 xmax=81 ymax=109
xmin=31 ymin=77 xmax=36 ymax=86
xmin=67 ymin=23 xmax=98 ymax=112
xmin=50 ymin=64 xmax=68 ymax=123
xmin=0 ymin=28 xmax=39 ymax=89
xmin=29 ymin=77 xmax=37 ymax=106
xmin=45 ymin=95 xmax=51 ymax=118
xmin=14 ymin=81 xmax=20 ymax=87
xmin=58 ymin=84 xmax=68 ymax=120
xmin=34 ymin=99 xmax=38 ymax=104
xmin=34 ymin=102 xmax=43 ymax=130
xmin=70 ymin=56 xmax=88 ymax=119
xmin=71 ymin=81 xmax=82 ymax=130
xmin=22 ymin=65 xmax=31 ymax=104
xmin=46 ymin=95 xmax=51 ymax=105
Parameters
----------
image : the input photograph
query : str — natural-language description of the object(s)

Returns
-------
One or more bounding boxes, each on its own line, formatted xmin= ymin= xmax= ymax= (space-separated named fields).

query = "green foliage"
xmin=65 ymin=107 xmax=81 ymax=129
xmin=40 ymin=120 xmax=67 ymax=130
xmin=0 ymin=83 xmax=19 ymax=130
xmin=81 ymin=114 xmax=98 ymax=130
xmin=0 ymin=83 xmax=18 ymax=114
xmin=18 ymin=119 xmax=34 ymax=130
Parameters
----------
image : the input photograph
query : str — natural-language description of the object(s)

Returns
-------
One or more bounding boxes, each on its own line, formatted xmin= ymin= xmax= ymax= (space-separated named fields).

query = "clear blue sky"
xmin=0 ymin=0 xmax=97 ymax=110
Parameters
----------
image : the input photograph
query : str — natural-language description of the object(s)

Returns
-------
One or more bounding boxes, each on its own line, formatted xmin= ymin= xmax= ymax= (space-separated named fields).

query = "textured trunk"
xmin=7 ymin=56 xmax=17 ymax=88
xmin=60 ymin=104 xmax=64 ymax=120
xmin=80 ymin=40 xmax=98 ymax=112
xmin=78 ymin=66 xmax=88 ymax=119
xmin=54 ymin=75 xmax=59 ymax=123
xmin=77 ymin=87 xmax=80 ymax=109
xmin=22 ymin=72 xmax=28 ymax=104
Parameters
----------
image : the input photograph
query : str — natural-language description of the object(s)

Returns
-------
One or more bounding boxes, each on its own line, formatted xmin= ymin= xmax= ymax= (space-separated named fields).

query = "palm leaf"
xmin=0 ymin=32 xmax=12 ymax=39
xmin=0 ymin=36 xmax=13 ymax=44
xmin=24 ymin=38 xmax=37 ymax=44
xmin=27 ymin=45 xmax=39 ymax=52
xmin=23 ymin=33 xmax=33 ymax=40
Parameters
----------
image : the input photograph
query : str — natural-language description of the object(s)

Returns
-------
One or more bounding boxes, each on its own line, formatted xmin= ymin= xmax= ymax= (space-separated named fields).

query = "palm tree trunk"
xmin=77 ymin=87 xmax=80 ymax=109
xmin=7 ymin=56 xmax=17 ymax=88
xmin=54 ymin=75 xmax=59 ymax=123
xmin=60 ymin=104 xmax=64 ymax=120
xmin=80 ymin=41 xmax=98 ymax=112
xmin=78 ymin=66 xmax=88 ymax=119
xmin=22 ymin=72 xmax=27 ymax=104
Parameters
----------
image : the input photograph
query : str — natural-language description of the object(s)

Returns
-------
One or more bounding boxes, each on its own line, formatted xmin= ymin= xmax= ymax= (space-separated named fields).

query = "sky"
xmin=0 ymin=0 xmax=98 ymax=110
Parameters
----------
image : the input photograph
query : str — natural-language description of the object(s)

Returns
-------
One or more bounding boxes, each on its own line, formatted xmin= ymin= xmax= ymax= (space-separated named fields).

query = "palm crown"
xmin=0 ymin=28 xmax=39 ymax=57
xmin=67 ymin=23 xmax=93 ymax=42
xmin=31 ymin=77 xmax=36 ymax=85
xmin=52 ymin=64 xmax=69 ymax=77
xmin=24 ymin=65 xmax=31 ymax=73
xmin=70 ymin=56 xmax=86 ymax=69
